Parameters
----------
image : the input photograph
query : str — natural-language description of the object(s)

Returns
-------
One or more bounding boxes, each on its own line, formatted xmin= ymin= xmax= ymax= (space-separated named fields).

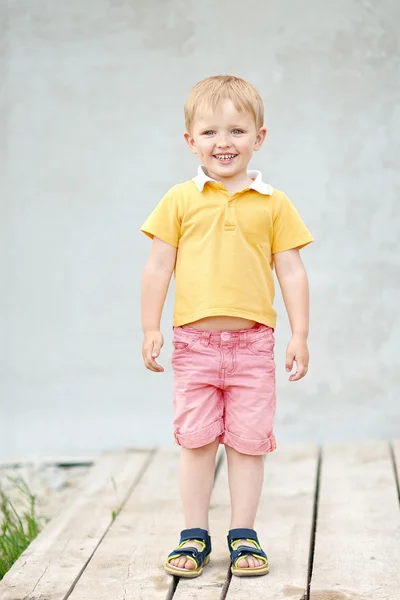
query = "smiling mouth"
xmin=213 ymin=154 xmax=237 ymax=162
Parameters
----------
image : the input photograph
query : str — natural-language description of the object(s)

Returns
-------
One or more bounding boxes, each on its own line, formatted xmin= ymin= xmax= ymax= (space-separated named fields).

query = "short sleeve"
xmin=140 ymin=187 xmax=181 ymax=248
xmin=272 ymin=193 xmax=314 ymax=254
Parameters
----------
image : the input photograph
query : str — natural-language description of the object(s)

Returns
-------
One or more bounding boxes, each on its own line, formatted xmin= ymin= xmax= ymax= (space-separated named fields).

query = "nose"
xmin=216 ymin=135 xmax=231 ymax=148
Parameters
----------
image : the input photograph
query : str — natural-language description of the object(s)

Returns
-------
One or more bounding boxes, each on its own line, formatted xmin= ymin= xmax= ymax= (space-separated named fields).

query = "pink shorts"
xmin=171 ymin=323 xmax=277 ymax=456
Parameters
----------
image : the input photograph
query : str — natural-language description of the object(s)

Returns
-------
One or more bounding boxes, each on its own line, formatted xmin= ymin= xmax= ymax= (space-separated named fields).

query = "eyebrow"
xmin=198 ymin=124 xmax=248 ymax=130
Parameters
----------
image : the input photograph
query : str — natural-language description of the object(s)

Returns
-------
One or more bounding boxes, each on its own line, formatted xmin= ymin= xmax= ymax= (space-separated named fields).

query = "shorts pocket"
xmin=172 ymin=337 xmax=199 ymax=355
xmin=247 ymin=337 xmax=274 ymax=358
xmin=173 ymin=342 xmax=189 ymax=351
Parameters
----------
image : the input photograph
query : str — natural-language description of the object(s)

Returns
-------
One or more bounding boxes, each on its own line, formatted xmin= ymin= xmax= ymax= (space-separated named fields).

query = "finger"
xmin=145 ymin=357 xmax=164 ymax=372
xmin=146 ymin=352 xmax=164 ymax=372
xmin=150 ymin=343 xmax=164 ymax=371
xmin=151 ymin=340 xmax=163 ymax=358
xmin=289 ymin=364 xmax=308 ymax=381
xmin=143 ymin=346 xmax=164 ymax=372
xmin=152 ymin=359 xmax=164 ymax=372
xmin=286 ymin=352 xmax=295 ymax=372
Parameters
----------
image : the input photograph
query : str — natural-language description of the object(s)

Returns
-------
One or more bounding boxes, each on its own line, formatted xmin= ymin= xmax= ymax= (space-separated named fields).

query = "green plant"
xmin=110 ymin=476 xmax=122 ymax=522
xmin=0 ymin=476 xmax=44 ymax=580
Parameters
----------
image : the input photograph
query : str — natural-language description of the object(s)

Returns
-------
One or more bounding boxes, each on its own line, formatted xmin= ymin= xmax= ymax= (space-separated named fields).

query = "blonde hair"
xmin=184 ymin=75 xmax=264 ymax=133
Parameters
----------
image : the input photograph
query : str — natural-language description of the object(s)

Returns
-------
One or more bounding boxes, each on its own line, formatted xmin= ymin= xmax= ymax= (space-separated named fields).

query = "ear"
xmin=254 ymin=127 xmax=267 ymax=151
xmin=184 ymin=131 xmax=198 ymax=154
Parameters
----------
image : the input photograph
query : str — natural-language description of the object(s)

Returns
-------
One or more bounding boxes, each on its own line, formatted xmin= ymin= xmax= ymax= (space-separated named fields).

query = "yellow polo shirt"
xmin=141 ymin=166 xmax=314 ymax=328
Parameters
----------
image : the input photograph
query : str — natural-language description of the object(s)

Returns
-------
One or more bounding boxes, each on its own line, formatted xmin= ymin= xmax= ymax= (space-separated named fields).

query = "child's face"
xmin=184 ymin=99 xmax=266 ymax=181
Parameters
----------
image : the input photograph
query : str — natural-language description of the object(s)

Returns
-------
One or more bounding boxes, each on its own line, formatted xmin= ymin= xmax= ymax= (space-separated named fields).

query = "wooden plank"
xmin=68 ymin=448 xmax=186 ymax=600
xmin=176 ymin=444 xmax=318 ymax=600
xmin=69 ymin=446 xmax=225 ymax=600
xmin=310 ymin=441 xmax=400 ymax=600
xmin=0 ymin=450 xmax=153 ymax=600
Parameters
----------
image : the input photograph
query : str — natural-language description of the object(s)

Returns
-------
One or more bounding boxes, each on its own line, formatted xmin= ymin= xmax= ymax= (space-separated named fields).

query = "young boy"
xmin=140 ymin=75 xmax=314 ymax=578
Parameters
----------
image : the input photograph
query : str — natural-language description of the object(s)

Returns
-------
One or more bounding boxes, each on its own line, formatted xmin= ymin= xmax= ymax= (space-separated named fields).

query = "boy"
xmin=140 ymin=75 xmax=314 ymax=578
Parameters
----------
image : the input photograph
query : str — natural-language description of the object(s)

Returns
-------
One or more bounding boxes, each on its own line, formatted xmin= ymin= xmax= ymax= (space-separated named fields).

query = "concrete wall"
xmin=1 ymin=1 xmax=399 ymax=459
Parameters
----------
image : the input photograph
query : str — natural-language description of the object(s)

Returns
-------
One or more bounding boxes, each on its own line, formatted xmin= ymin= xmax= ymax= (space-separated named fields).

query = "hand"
xmin=142 ymin=330 xmax=164 ymax=372
xmin=285 ymin=335 xmax=309 ymax=381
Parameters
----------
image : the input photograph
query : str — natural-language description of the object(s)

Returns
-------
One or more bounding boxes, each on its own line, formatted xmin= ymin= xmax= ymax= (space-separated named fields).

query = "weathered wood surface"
xmin=309 ymin=441 xmax=400 ymax=600
xmin=0 ymin=450 xmax=153 ymax=600
xmin=70 ymin=447 xmax=224 ymax=600
xmin=1 ymin=441 xmax=399 ymax=600
xmin=69 ymin=448 xmax=183 ymax=600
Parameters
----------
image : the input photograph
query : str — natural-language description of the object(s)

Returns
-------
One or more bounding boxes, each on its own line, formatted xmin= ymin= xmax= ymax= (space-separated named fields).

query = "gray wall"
xmin=1 ymin=1 xmax=399 ymax=459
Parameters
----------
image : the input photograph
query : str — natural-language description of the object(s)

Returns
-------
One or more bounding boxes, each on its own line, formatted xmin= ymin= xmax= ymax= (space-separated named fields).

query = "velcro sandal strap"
xmin=230 ymin=545 xmax=267 ymax=564
xmin=172 ymin=547 xmax=200 ymax=558
xmin=228 ymin=528 xmax=259 ymax=545
xmin=180 ymin=527 xmax=209 ymax=543
xmin=227 ymin=528 xmax=267 ymax=565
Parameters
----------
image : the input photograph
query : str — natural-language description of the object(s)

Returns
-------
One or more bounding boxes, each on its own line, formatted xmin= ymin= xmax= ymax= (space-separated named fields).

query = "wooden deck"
xmin=1 ymin=441 xmax=399 ymax=600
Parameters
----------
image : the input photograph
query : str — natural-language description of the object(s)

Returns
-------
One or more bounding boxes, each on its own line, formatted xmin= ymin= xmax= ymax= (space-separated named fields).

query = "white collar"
xmin=193 ymin=165 xmax=273 ymax=196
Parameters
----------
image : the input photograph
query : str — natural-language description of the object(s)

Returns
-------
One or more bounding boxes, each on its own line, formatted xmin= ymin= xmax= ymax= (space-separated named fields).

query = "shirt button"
xmin=221 ymin=332 xmax=231 ymax=341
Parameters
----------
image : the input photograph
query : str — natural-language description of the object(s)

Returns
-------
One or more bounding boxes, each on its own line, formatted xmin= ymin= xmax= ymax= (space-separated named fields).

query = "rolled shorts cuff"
xmin=174 ymin=418 xmax=224 ymax=449
xmin=222 ymin=428 xmax=277 ymax=455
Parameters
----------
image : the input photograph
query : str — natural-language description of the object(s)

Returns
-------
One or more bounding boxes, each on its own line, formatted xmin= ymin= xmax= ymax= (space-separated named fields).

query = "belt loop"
xmin=239 ymin=331 xmax=246 ymax=348
xmin=202 ymin=331 xmax=211 ymax=346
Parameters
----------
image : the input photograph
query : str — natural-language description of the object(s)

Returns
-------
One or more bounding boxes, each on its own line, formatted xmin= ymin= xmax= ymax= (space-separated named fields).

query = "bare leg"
xmin=226 ymin=445 xmax=265 ymax=569
xmin=169 ymin=439 xmax=219 ymax=570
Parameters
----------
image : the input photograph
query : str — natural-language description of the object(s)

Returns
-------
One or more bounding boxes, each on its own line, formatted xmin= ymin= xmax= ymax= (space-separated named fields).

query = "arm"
xmin=141 ymin=236 xmax=177 ymax=372
xmin=274 ymin=248 xmax=310 ymax=381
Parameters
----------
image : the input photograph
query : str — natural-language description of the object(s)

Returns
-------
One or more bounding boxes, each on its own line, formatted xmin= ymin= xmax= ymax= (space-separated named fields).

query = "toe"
xmin=237 ymin=557 xmax=249 ymax=568
xmin=169 ymin=555 xmax=196 ymax=571
xmin=185 ymin=558 xmax=196 ymax=570
xmin=236 ymin=556 xmax=264 ymax=569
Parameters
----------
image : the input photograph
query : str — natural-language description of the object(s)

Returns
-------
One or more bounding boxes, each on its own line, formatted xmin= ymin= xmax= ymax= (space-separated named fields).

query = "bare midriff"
xmin=183 ymin=315 xmax=257 ymax=332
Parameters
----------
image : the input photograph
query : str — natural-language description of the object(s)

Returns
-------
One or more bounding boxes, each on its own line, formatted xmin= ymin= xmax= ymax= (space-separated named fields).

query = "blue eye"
xmin=232 ymin=129 xmax=244 ymax=134
xmin=203 ymin=131 xmax=215 ymax=136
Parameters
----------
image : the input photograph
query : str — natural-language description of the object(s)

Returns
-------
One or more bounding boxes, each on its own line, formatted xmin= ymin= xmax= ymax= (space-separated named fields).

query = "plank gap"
xmin=306 ymin=445 xmax=322 ymax=600
xmin=219 ymin=566 xmax=232 ymax=600
xmin=63 ymin=449 xmax=157 ymax=600
xmin=165 ymin=575 xmax=179 ymax=600
xmin=388 ymin=441 xmax=400 ymax=505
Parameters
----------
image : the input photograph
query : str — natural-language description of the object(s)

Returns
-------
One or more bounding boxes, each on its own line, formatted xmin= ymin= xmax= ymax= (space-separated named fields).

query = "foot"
xmin=236 ymin=539 xmax=265 ymax=569
xmin=169 ymin=539 xmax=204 ymax=571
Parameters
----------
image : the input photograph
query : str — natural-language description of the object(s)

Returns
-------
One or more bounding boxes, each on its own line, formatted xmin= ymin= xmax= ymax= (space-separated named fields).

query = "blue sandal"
xmin=165 ymin=528 xmax=212 ymax=578
xmin=227 ymin=528 xmax=269 ymax=577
